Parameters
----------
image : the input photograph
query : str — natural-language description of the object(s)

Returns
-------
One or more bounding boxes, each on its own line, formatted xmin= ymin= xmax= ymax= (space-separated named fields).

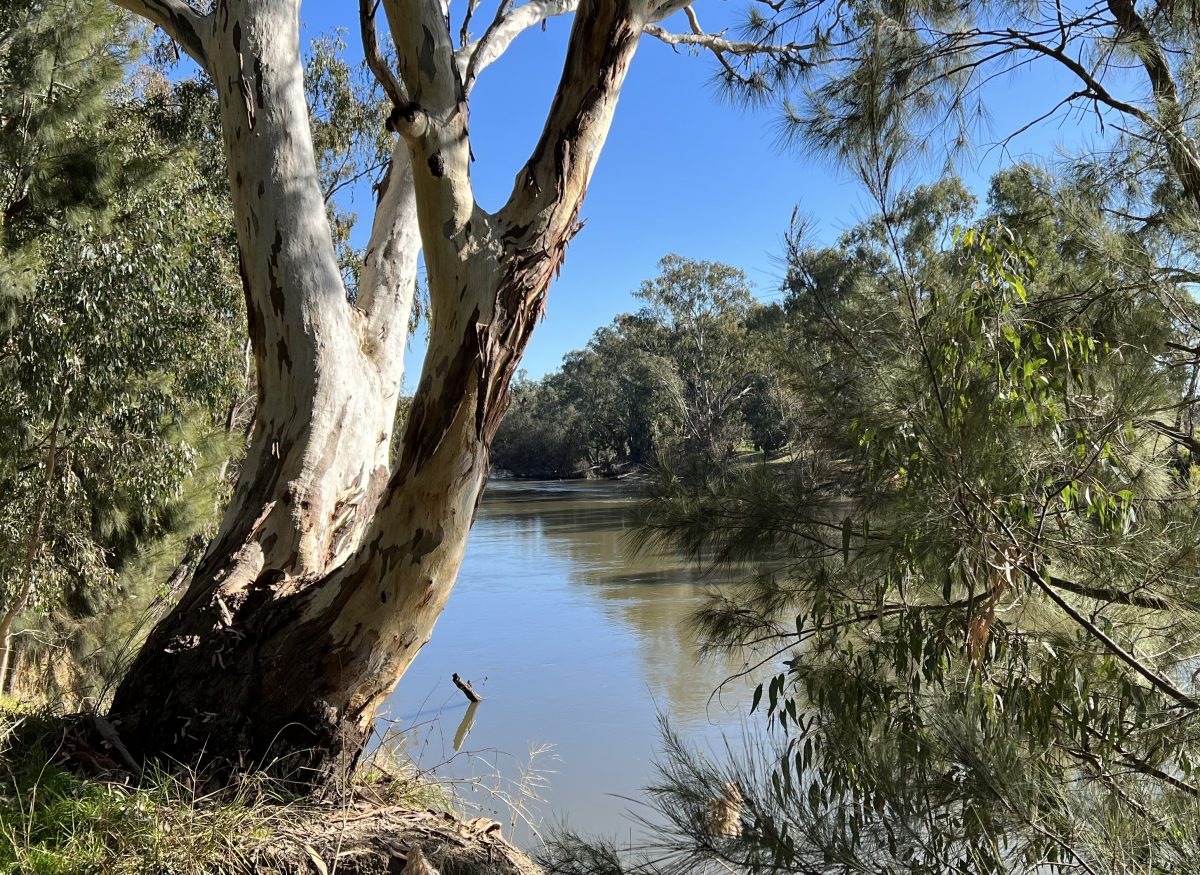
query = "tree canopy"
xmin=493 ymin=255 xmax=793 ymax=478
xmin=560 ymin=162 xmax=1200 ymax=875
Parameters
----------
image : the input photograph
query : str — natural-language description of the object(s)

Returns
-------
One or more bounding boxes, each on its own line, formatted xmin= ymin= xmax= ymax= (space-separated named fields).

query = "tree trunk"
xmin=108 ymin=0 xmax=420 ymax=772
xmin=106 ymin=0 xmax=647 ymax=785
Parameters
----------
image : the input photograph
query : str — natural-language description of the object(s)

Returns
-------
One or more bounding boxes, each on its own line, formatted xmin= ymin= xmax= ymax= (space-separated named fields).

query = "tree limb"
xmin=501 ymin=0 xmax=644 ymax=237
xmin=645 ymin=5 xmax=814 ymax=86
xmin=1046 ymin=573 xmax=1171 ymax=611
xmin=647 ymin=0 xmax=695 ymax=21
xmin=644 ymin=17 xmax=813 ymax=61
xmin=1139 ymin=417 xmax=1200 ymax=456
xmin=355 ymin=144 xmax=421 ymax=384
xmin=1007 ymin=23 xmax=1200 ymax=208
xmin=359 ymin=0 xmax=407 ymax=110
xmin=1026 ymin=563 xmax=1200 ymax=709
xmin=110 ymin=0 xmax=208 ymax=69
xmin=1105 ymin=0 xmax=1200 ymax=210
xmin=1008 ymin=30 xmax=1156 ymax=129
xmin=458 ymin=0 xmax=579 ymax=92
xmin=380 ymin=0 xmax=477 ymax=282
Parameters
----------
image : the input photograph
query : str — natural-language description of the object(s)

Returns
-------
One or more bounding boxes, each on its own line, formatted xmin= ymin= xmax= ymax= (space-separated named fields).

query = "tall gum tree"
xmin=101 ymin=0 xmax=802 ymax=780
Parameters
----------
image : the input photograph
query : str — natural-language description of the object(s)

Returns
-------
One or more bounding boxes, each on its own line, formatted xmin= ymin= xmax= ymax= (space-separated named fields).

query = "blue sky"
xmin=299 ymin=2 xmax=1107 ymax=385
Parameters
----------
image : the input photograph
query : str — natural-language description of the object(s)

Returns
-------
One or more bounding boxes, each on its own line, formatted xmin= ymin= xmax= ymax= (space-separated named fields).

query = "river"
xmin=384 ymin=479 xmax=755 ymax=847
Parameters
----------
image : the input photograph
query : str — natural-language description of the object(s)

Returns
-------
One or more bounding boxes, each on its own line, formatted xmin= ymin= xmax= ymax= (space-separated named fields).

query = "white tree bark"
xmin=108 ymin=0 xmax=660 ymax=777
xmin=272 ymin=0 xmax=651 ymax=752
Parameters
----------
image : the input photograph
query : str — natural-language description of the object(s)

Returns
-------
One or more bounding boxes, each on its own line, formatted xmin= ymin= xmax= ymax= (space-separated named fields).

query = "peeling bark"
xmin=107 ymin=0 xmax=648 ymax=783
xmin=108 ymin=0 xmax=419 ymax=767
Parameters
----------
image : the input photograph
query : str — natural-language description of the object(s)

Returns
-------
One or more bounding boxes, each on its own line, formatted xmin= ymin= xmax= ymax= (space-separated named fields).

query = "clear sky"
xmin=299 ymin=3 xmax=1106 ymax=386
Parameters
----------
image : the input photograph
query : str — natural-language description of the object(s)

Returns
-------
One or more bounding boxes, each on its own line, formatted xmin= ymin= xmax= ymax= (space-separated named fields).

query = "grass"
xmin=0 ymin=702 xmax=457 ymax=875
xmin=353 ymin=734 xmax=456 ymax=814
xmin=0 ymin=703 xmax=287 ymax=874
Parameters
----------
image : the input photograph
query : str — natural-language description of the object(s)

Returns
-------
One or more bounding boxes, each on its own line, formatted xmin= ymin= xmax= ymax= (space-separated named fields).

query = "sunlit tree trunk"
xmin=105 ymin=0 xmax=657 ymax=782
xmin=105 ymin=0 xmax=418 ymax=772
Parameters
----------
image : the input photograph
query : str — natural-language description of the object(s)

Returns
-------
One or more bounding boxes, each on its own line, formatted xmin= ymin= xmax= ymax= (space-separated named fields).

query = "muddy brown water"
xmin=384 ymin=479 xmax=759 ymax=849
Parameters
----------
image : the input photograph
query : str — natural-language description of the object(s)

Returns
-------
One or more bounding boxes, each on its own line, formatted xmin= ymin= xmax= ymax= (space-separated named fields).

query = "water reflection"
xmin=453 ymin=701 xmax=480 ymax=751
xmin=382 ymin=480 xmax=756 ymax=844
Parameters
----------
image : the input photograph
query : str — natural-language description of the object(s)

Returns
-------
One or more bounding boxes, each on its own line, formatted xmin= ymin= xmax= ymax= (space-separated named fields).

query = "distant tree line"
xmin=492 ymin=255 xmax=801 ymax=479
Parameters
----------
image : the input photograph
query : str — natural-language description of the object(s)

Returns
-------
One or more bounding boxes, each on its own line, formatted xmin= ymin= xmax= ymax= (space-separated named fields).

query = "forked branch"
xmin=459 ymin=0 xmax=579 ymax=91
xmin=501 ymin=0 xmax=644 ymax=238
xmin=644 ymin=4 xmax=815 ymax=79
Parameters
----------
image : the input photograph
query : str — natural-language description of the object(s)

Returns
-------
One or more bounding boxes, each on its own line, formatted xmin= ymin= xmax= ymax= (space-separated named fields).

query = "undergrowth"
xmin=0 ymin=702 xmax=452 ymax=875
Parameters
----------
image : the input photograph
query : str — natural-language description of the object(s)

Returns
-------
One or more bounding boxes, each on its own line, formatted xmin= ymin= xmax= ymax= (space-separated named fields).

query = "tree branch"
xmin=458 ymin=0 xmax=580 ymax=92
xmin=1008 ymin=30 xmax=1155 ymax=128
xmin=359 ymin=0 xmax=407 ymax=110
xmin=380 ymin=0 xmax=476 ymax=278
xmin=1046 ymin=573 xmax=1171 ymax=611
xmin=356 ymin=144 xmax=421 ymax=385
xmin=1105 ymin=0 xmax=1200 ymax=210
xmin=644 ymin=15 xmax=813 ymax=61
xmin=501 ymin=0 xmax=644 ymax=238
xmin=1026 ymin=563 xmax=1200 ymax=709
xmin=644 ymin=5 xmax=814 ymax=86
xmin=1139 ymin=417 xmax=1200 ymax=456
xmin=382 ymin=0 xmax=463 ymax=122
xmin=1007 ymin=22 xmax=1200 ymax=208
xmin=110 ymin=0 xmax=208 ymax=69
xmin=646 ymin=0 xmax=694 ymax=21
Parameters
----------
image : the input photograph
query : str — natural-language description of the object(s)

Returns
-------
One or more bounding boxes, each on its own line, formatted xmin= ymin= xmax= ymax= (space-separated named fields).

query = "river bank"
xmin=0 ymin=703 xmax=542 ymax=875
xmin=0 ymin=481 xmax=754 ymax=870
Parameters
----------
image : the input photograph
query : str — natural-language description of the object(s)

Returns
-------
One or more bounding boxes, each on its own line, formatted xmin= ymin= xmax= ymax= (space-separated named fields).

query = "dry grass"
xmin=0 ymin=703 xmax=543 ymax=875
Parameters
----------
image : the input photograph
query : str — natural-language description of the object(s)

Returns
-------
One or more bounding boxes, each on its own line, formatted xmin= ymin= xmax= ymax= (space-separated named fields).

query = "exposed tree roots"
xmin=255 ymin=803 xmax=542 ymax=875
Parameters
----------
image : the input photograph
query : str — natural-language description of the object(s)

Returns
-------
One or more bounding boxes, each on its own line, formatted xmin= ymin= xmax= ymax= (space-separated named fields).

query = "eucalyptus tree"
xmin=634 ymin=255 xmax=759 ymax=462
xmin=557 ymin=312 xmax=677 ymax=471
xmin=0 ymin=1 xmax=249 ymax=692
xmin=491 ymin=371 xmax=589 ymax=478
xmin=492 ymin=255 xmax=781 ymax=479
xmin=97 ymin=0 xmax=808 ymax=779
xmin=740 ymin=302 xmax=799 ymax=455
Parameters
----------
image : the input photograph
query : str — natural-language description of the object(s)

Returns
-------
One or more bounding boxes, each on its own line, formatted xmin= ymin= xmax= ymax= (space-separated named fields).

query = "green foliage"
xmin=630 ymin=167 xmax=1200 ymax=874
xmin=0 ymin=0 xmax=129 ymax=264
xmin=0 ymin=12 xmax=247 ymax=699
xmin=0 ymin=705 xmax=285 ymax=875
xmin=491 ymin=371 xmax=589 ymax=479
xmin=493 ymin=256 xmax=793 ymax=478
xmin=556 ymin=312 xmax=677 ymax=471
xmin=634 ymin=255 xmax=759 ymax=462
